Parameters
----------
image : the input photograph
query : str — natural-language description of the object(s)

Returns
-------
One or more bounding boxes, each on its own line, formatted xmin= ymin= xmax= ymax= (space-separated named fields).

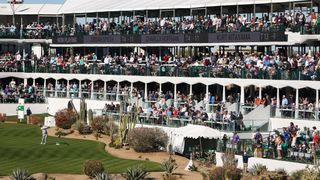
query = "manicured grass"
xmin=0 ymin=123 xmax=161 ymax=175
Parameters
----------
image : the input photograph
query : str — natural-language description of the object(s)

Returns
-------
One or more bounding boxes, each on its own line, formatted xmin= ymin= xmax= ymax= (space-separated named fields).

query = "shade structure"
xmin=176 ymin=124 xmax=220 ymax=139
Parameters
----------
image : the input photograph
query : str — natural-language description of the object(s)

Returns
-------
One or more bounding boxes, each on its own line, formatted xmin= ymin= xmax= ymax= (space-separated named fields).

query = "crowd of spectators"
xmin=1 ymin=10 xmax=320 ymax=38
xmin=1 ymin=49 xmax=320 ymax=81
xmin=0 ymin=22 xmax=61 ymax=39
xmin=0 ymin=79 xmax=45 ymax=103
xmin=253 ymin=123 xmax=319 ymax=161
xmin=70 ymin=11 xmax=320 ymax=35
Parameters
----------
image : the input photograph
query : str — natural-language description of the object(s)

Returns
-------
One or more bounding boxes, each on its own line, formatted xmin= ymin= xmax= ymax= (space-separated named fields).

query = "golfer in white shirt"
xmin=40 ymin=126 xmax=49 ymax=145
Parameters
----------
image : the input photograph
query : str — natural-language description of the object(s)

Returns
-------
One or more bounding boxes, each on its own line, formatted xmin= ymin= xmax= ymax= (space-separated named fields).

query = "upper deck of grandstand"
xmin=0 ymin=0 xmax=319 ymax=40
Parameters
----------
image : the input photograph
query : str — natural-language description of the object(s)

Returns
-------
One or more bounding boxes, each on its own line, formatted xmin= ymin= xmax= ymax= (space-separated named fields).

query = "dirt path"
xmin=45 ymin=128 xmax=203 ymax=180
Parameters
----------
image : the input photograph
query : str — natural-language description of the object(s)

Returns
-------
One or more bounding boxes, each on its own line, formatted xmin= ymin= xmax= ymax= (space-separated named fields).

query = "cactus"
xmin=114 ymin=95 xmax=138 ymax=147
xmin=9 ymin=168 xmax=32 ymax=180
xmin=79 ymin=98 xmax=87 ymax=124
xmin=88 ymin=109 xmax=93 ymax=126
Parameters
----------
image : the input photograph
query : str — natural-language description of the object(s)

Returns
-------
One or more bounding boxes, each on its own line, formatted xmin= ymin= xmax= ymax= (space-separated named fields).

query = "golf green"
xmin=0 ymin=123 xmax=161 ymax=175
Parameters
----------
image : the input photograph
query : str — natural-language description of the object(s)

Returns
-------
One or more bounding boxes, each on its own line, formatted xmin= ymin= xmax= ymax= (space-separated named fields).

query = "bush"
xmin=55 ymin=109 xmax=77 ymax=129
xmin=55 ymin=129 xmax=74 ymax=137
xmin=224 ymin=167 xmax=242 ymax=180
xmin=105 ymin=120 xmax=118 ymax=136
xmin=83 ymin=160 xmax=105 ymax=178
xmin=78 ymin=123 xmax=93 ymax=135
xmin=122 ymin=165 xmax=149 ymax=180
xmin=221 ymin=151 xmax=238 ymax=169
xmin=290 ymin=169 xmax=304 ymax=180
xmin=91 ymin=116 xmax=108 ymax=133
xmin=161 ymin=157 xmax=178 ymax=180
xmin=300 ymin=166 xmax=320 ymax=180
xmin=259 ymin=171 xmax=287 ymax=180
xmin=127 ymin=127 xmax=168 ymax=152
xmin=94 ymin=172 xmax=112 ymax=180
xmin=29 ymin=115 xmax=41 ymax=125
xmin=9 ymin=168 xmax=33 ymax=180
xmin=0 ymin=113 xmax=7 ymax=122
xmin=208 ymin=167 xmax=226 ymax=180
xmin=250 ymin=163 xmax=268 ymax=176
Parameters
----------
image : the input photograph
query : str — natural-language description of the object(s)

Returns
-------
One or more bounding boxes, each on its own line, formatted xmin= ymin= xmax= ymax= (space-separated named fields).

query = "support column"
xmin=43 ymin=79 xmax=46 ymax=97
xmin=91 ymin=81 xmax=94 ymax=100
xmin=276 ymin=88 xmax=280 ymax=117
xmin=144 ymin=83 xmax=148 ymax=101
xmin=222 ymin=85 xmax=226 ymax=102
xmin=206 ymin=85 xmax=209 ymax=112
xmin=24 ymin=78 xmax=27 ymax=86
xmin=159 ymin=83 xmax=162 ymax=94
xmin=103 ymin=81 xmax=107 ymax=100
xmin=33 ymin=79 xmax=35 ymax=86
xmin=174 ymin=84 xmax=177 ymax=108
xmin=116 ymin=82 xmax=120 ymax=101
xmin=73 ymin=13 xmax=76 ymax=28
xmin=79 ymin=81 xmax=82 ymax=98
xmin=130 ymin=82 xmax=133 ymax=100
xmin=55 ymin=80 xmax=58 ymax=97
xmin=295 ymin=88 xmax=299 ymax=119
xmin=316 ymin=90 xmax=319 ymax=120
xmin=259 ymin=87 xmax=262 ymax=99
xmin=240 ymin=86 xmax=245 ymax=104
xmin=62 ymin=14 xmax=65 ymax=33
xmin=67 ymin=80 xmax=70 ymax=98
xmin=189 ymin=84 xmax=192 ymax=96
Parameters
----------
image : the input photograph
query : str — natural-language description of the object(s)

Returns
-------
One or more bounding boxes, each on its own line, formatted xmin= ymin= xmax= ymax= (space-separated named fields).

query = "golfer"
xmin=40 ymin=125 xmax=49 ymax=145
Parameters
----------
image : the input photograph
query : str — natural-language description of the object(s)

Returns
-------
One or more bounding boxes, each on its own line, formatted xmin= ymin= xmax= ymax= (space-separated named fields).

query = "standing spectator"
xmin=26 ymin=107 xmax=32 ymax=124
xmin=231 ymin=132 xmax=240 ymax=152
xmin=222 ymin=134 xmax=228 ymax=152
xmin=242 ymin=151 xmax=250 ymax=173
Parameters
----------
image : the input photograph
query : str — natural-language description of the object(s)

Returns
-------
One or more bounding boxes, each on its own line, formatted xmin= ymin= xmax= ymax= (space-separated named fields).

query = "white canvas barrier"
xmin=269 ymin=118 xmax=320 ymax=131
xmin=44 ymin=116 xmax=56 ymax=127
xmin=216 ymin=152 xmax=313 ymax=174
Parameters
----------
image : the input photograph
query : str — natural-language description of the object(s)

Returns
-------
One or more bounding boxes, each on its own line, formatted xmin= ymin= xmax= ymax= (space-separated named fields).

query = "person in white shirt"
xmin=40 ymin=125 xmax=49 ymax=145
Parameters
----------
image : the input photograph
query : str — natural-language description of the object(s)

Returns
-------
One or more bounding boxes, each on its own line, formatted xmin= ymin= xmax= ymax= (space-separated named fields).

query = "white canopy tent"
xmin=169 ymin=124 xmax=221 ymax=154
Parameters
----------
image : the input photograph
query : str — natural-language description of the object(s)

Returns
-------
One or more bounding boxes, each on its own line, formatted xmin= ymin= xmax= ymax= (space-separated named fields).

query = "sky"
xmin=0 ymin=0 xmax=64 ymax=3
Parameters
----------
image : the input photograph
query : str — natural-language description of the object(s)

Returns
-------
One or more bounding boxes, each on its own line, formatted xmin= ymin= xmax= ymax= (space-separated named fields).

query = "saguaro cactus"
xmin=79 ymin=98 xmax=87 ymax=124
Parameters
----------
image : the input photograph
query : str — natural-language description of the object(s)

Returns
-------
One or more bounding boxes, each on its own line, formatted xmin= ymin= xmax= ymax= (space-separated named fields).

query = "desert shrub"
xmin=0 ymin=113 xmax=7 ymax=122
xmin=94 ymin=172 xmax=112 ymax=180
xmin=221 ymin=151 xmax=238 ymax=169
xmin=122 ymin=165 xmax=149 ymax=180
xmin=55 ymin=109 xmax=77 ymax=129
xmin=259 ymin=171 xmax=288 ymax=180
xmin=105 ymin=120 xmax=118 ymax=136
xmin=188 ymin=164 xmax=198 ymax=171
xmin=300 ymin=166 xmax=320 ymax=180
xmin=127 ymin=127 xmax=168 ymax=152
xmin=224 ymin=167 xmax=242 ymax=180
xmin=9 ymin=168 xmax=33 ymax=180
xmin=78 ymin=123 xmax=93 ymax=135
xmin=250 ymin=163 xmax=268 ymax=176
xmin=55 ymin=129 xmax=74 ymax=137
xmin=83 ymin=160 xmax=105 ymax=178
xmin=161 ymin=157 xmax=178 ymax=180
xmin=29 ymin=115 xmax=41 ymax=125
xmin=91 ymin=116 xmax=108 ymax=133
xmin=290 ymin=169 xmax=304 ymax=180
xmin=208 ymin=167 xmax=226 ymax=180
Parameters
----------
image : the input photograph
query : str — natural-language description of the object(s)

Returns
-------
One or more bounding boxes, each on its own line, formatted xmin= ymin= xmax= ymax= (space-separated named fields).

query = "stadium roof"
xmin=59 ymin=0 xmax=305 ymax=13
xmin=0 ymin=0 xmax=307 ymax=15
xmin=0 ymin=3 xmax=62 ymax=15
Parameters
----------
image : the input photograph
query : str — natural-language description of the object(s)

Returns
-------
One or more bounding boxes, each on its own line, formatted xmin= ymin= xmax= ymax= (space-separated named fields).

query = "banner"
xmin=52 ymin=32 xmax=287 ymax=45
